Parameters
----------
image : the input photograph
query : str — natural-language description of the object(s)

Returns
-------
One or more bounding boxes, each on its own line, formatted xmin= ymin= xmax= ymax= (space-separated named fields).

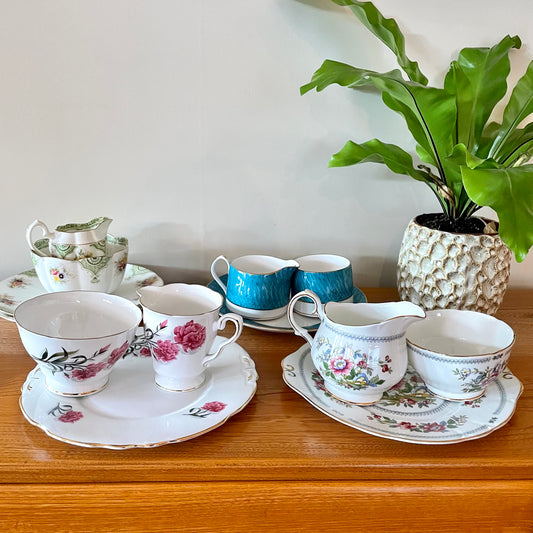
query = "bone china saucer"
xmin=20 ymin=338 xmax=258 ymax=449
xmin=0 ymin=264 xmax=163 ymax=321
xmin=282 ymin=345 xmax=523 ymax=445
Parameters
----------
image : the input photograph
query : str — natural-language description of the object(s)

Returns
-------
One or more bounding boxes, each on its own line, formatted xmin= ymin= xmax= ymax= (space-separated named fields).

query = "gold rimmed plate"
xmin=282 ymin=345 xmax=523 ymax=445
xmin=0 ymin=264 xmax=163 ymax=321
xmin=20 ymin=337 xmax=258 ymax=449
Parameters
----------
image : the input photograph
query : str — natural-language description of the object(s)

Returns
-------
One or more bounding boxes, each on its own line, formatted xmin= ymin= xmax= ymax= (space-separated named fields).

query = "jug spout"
xmin=137 ymin=283 xmax=225 ymax=317
xmin=283 ymin=259 xmax=299 ymax=269
xmin=56 ymin=216 xmax=112 ymax=241
xmin=93 ymin=216 xmax=112 ymax=238
xmin=137 ymin=285 xmax=163 ymax=308
xmin=277 ymin=259 xmax=299 ymax=284
xmin=381 ymin=301 xmax=426 ymax=336
xmin=320 ymin=300 xmax=426 ymax=338
xmin=280 ymin=259 xmax=299 ymax=273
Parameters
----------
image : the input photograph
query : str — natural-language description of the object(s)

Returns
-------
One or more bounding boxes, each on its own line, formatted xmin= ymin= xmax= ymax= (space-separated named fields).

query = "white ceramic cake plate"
xmin=0 ymin=264 xmax=163 ymax=321
xmin=208 ymin=276 xmax=367 ymax=333
xmin=20 ymin=337 xmax=258 ymax=449
xmin=282 ymin=345 xmax=523 ymax=445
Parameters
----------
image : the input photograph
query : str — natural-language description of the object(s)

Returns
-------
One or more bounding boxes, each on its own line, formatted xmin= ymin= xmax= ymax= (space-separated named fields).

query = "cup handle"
xmin=210 ymin=255 xmax=230 ymax=294
xmin=203 ymin=313 xmax=243 ymax=366
xmin=287 ymin=290 xmax=323 ymax=346
xmin=26 ymin=219 xmax=53 ymax=257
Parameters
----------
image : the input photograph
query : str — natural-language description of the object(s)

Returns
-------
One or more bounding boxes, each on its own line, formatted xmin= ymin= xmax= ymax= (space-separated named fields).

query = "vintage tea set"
xmin=9 ymin=217 xmax=520 ymax=447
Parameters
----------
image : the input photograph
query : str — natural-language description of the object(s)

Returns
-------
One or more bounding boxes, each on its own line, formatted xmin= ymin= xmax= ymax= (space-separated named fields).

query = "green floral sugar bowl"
xmin=30 ymin=235 xmax=128 ymax=294
xmin=288 ymin=290 xmax=425 ymax=405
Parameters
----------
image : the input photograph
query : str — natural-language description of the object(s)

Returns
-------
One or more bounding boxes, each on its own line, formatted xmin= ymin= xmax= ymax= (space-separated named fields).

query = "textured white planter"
xmin=397 ymin=215 xmax=512 ymax=315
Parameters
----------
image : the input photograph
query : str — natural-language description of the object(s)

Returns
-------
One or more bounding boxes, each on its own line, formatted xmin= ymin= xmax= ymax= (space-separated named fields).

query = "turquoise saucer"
xmin=208 ymin=275 xmax=366 ymax=333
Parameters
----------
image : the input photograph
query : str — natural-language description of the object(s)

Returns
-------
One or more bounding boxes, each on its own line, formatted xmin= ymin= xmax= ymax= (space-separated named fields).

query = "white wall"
xmin=1 ymin=0 xmax=532 ymax=287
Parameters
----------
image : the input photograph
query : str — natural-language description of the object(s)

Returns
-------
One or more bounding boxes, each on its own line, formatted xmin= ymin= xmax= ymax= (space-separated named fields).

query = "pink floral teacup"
xmin=14 ymin=291 xmax=142 ymax=396
xmin=137 ymin=283 xmax=243 ymax=392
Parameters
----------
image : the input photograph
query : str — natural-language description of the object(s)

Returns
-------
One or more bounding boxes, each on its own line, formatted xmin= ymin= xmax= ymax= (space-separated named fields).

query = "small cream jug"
xmin=211 ymin=255 xmax=299 ymax=320
xmin=26 ymin=217 xmax=112 ymax=259
xmin=288 ymin=290 xmax=425 ymax=404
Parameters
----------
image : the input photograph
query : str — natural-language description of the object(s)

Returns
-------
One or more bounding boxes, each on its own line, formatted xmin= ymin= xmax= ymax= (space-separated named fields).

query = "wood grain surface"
xmin=1 ymin=288 xmax=532 ymax=532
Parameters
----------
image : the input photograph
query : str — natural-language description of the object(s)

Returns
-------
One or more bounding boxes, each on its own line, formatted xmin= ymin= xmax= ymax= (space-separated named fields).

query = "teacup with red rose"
xmin=137 ymin=283 xmax=243 ymax=392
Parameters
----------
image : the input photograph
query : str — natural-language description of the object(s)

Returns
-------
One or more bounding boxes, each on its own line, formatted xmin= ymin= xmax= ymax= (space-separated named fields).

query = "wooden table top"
xmin=1 ymin=287 xmax=532 ymax=531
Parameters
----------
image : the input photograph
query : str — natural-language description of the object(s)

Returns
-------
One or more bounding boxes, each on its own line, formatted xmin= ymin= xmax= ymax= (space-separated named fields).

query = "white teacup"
xmin=137 ymin=283 xmax=243 ymax=392
xmin=14 ymin=291 xmax=142 ymax=396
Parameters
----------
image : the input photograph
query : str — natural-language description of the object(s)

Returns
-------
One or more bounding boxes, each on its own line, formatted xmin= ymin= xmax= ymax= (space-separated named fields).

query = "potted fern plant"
xmin=301 ymin=0 xmax=533 ymax=314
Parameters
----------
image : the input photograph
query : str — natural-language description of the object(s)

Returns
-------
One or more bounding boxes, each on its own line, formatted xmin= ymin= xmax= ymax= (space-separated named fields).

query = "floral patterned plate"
xmin=0 ymin=264 xmax=163 ymax=321
xmin=208 ymin=276 xmax=366 ymax=333
xmin=20 ymin=337 xmax=258 ymax=449
xmin=282 ymin=345 xmax=523 ymax=445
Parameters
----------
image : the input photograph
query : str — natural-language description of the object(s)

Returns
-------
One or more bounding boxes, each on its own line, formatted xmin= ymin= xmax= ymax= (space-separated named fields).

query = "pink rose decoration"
xmin=153 ymin=340 xmax=180 ymax=362
xmin=174 ymin=320 xmax=206 ymax=352
xmin=398 ymin=421 xmax=416 ymax=430
xmin=58 ymin=410 xmax=83 ymax=423
xmin=423 ymin=422 xmax=446 ymax=432
xmin=71 ymin=362 xmax=107 ymax=381
xmin=107 ymin=341 xmax=130 ymax=367
xmin=139 ymin=347 xmax=151 ymax=358
xmin=202 ymin=401 xmax=227 ymax=413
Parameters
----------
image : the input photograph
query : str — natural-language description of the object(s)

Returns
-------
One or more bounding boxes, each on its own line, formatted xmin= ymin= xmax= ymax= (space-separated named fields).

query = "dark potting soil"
xmin=416 ymin=213 xmax=492 ymax=234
